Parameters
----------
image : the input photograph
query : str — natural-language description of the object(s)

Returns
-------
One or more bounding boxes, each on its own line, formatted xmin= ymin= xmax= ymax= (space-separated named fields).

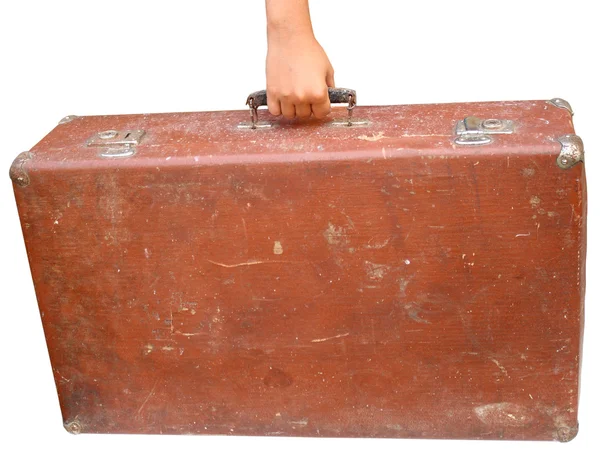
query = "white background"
xmin=0 ymin=1 xmax=597 ymax=458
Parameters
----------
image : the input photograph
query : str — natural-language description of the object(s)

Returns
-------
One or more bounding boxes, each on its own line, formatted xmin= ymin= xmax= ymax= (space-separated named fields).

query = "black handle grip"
xmin=246 ymin=88 xmax=356 ymax=108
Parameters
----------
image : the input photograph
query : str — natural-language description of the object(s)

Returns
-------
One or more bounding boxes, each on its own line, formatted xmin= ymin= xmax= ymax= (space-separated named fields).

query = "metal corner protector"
xmin=557 ymin=134 xmax=584 ymax=169
xmin=9 ymin=151 xmax=34 ymax=187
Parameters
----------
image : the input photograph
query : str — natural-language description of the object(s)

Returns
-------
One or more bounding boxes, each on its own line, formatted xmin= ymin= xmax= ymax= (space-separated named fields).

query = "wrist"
xmin=266 ymin=0 xmax=314 ymax=44
xmin=267 ymin=22 xmax=314 ymax=45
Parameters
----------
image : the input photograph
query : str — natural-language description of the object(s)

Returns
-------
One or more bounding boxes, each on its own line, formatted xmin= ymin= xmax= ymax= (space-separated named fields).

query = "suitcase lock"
xmin=86 ymin=129 xmax=145 ymax=158
xmin=454 ymin=116 xmax=514 ymax=145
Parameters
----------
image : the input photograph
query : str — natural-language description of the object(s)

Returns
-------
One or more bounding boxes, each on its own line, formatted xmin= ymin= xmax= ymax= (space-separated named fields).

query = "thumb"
xmin=326 ymin=68 xmax=335 ymax=88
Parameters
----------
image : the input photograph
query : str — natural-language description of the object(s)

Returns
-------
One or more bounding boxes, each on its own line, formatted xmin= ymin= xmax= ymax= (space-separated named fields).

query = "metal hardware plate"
xmin=330 ymin=119 xmax=370 ymax=127
xmin=237 ymin=121 xmax=273 ymax=130
xmin=237 ymin=119 xmax=370 ymax=129
xmin=454 ymin=116 xmax=514 ymax=146
xmin=456 ymin=117 xmax=515 ymax=135
xmin=86 ymin=129 xmax=145 ymax=157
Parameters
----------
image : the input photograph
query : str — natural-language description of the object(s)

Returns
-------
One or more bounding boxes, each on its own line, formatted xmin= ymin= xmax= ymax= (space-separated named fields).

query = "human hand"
xmin=266 ymin=33 xmax=335 ymax=120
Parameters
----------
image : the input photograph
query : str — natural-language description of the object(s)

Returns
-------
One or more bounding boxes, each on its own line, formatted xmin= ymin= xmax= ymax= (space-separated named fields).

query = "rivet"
xmin=482 ymin=119 xmax=503 ymax=130
xmin=65 ymin=421 xmax=82 ymax=435
xmin=557 ymin=426 xmax=572 ymax=442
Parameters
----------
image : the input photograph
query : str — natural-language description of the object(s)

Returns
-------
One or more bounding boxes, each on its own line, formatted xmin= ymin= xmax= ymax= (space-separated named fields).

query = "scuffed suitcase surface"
xmin=11 ymin=100 xmax=585 ymax=440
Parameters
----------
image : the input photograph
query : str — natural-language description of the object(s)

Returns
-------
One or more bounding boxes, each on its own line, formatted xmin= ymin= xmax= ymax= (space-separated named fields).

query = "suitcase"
xmin=10 ymin=91 xmax=586 ymax=441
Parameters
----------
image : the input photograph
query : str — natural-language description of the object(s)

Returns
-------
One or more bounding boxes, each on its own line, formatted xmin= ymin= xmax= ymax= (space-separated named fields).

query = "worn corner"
xmin=9 ymin=151 xmax=34 ymax=187
xmin=556 ymin=423 xmax=579 ymax=443
xmin=64 ymin=420 xmax=83 ymax=435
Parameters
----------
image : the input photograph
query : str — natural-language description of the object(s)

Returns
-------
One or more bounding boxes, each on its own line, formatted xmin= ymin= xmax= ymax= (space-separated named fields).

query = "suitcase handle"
xmin=243 ymin=88 xmax=357 ymax=129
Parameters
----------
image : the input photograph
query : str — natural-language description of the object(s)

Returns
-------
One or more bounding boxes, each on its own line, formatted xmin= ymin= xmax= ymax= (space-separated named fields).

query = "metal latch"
xmin=454 ymin=117 xmax=514 ymax=145
xmin=86 ymin=129 xmax=145 ymax=157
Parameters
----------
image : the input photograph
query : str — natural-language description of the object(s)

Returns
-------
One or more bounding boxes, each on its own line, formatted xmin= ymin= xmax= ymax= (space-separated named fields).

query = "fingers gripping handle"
xmin=246 ymin=88 xmax=356 ymax=108
xmin=244 ymin=88 xmax=357 ymax=129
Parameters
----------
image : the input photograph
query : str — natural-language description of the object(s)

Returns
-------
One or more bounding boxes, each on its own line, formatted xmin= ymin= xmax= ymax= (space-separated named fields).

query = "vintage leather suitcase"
xmin=10 ymin=92 xmax=586 ymax=441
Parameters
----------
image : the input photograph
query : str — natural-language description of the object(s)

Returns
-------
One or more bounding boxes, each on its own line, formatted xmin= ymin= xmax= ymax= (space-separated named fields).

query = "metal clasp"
xmin=454 ymin=116 xmax=514 ymax=145
xmin=86 ymin=129 xmax=145 ymax=157
xmin=239 ymin=97 xmax=273 ymax=130
xmin=330 ymin=93 xmax=368 ymax=127
xmin=331 ymin=93 xmax=356 ymax=126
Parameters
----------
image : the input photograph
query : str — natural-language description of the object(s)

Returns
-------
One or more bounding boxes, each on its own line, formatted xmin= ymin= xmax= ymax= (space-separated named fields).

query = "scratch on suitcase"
xmin=398 ymin=276 xmax=414 ymax=298
xmin=137 ymin=379 xmax=160 ymax=416
xmin=490 ymin=358 xmax=509 ymax=376
xmin=404 ymin=303 xmax=431 ymax=324
xmin=365 ymin=261 xmax=391 ymax=280
xmin=241 ymin=217 xmax=248 ymax=243
xmin=340 ymin=211 xmax=356 ymax=231
xmin=311 ymin=332 xmax=350 ymax=343
xmin=365 ymin=236 xmax=390 ymax=249
xmin=358 ymin=132 xmax=386 ymax=142
xmin=207 ymin=260 xmax=295 ymax=268
xmin=54 ymin=369 xmax=71 ymax=383
xmin=252 ymin=296 xmax=284 ymax=302
xmin=290 ymin=419 xmax=309 ymax=426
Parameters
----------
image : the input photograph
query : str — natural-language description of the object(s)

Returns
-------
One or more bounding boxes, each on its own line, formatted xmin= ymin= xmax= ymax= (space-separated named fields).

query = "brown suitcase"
xmin=10 ymin=92 xmax=586 ymax=441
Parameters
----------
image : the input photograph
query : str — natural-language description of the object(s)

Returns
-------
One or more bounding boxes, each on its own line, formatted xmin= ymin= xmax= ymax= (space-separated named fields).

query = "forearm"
xmin=266 ymin=0 xmax=314 ymax=41
xmin=265 ymin=0 xmax=334 ymax=119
